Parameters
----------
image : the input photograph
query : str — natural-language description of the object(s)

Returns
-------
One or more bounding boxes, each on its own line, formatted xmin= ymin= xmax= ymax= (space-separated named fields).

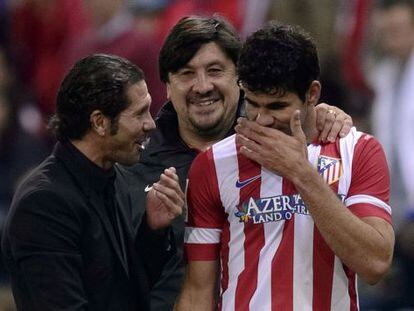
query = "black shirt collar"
xmin=63 ymin=141 xmax=115 ymax=193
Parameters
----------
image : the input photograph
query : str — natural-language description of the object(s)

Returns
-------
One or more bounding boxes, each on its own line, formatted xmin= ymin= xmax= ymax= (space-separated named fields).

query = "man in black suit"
xmin=1 ymin=54 xmax=184 ymax=310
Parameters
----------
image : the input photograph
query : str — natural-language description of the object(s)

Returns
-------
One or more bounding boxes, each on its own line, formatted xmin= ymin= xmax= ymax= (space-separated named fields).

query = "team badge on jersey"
xmin=317 ymin=156 xmax=342 ymax=185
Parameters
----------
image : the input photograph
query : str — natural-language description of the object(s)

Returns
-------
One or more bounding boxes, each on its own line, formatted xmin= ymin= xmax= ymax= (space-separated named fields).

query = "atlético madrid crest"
xmin=317 ymin=156 xmax=342 ymax=185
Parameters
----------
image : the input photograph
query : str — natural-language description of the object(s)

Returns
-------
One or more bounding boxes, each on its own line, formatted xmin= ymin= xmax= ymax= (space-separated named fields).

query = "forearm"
xmin=174 ymin=261 xmax=218 ymax=311
xmin=291 ymin=164 xmax=394 ymax=284
xmin=175 ymin=282 xmax=215 ymax=311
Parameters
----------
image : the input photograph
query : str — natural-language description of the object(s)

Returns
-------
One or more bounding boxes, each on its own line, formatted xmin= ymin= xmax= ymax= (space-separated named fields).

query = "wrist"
xmin=289 ymin=162 xmax=318 ymax=188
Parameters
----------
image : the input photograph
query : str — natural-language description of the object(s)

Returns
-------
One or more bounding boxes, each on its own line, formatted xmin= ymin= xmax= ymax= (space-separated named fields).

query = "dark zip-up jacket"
xmin=120 ymin=95 xmax=244 ymax=310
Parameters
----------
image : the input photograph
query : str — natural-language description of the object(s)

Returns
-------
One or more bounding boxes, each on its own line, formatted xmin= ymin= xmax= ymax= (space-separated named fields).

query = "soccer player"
xmin=178 ymin=23 xmax=394 ymax=310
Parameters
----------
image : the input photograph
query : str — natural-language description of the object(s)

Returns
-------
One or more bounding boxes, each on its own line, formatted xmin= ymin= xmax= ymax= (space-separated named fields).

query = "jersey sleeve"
xmin=184 ymin=149 xmax=225 ymax=261
xmin=345 ymin=134 xmax=392 ymax=224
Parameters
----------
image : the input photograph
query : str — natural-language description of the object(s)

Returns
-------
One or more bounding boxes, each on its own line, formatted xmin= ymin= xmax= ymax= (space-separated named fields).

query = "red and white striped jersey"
xmin=184 ymin=127 xmax=391 ymax=311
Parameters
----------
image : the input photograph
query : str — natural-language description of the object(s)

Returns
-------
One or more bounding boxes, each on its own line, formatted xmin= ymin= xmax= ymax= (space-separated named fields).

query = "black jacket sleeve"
xmin=4 ymin=190 xmax=87 ymax=311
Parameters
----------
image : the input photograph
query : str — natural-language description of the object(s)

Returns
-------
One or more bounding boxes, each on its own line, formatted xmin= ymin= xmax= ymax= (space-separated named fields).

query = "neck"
xmin=178 ymin=128 xmax=224 ymax=152
xmin=303 ymin=106 xmax=319 ymax=144
xmin=71 ymin=135 xmax=112 ymax=170
xmin=305 ymin=127 xmax=319 ymax=144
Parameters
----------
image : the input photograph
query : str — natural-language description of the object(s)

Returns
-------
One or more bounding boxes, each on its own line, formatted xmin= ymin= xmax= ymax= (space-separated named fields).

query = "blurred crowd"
xmin=0 ymin=0 xmax=413 ymax=310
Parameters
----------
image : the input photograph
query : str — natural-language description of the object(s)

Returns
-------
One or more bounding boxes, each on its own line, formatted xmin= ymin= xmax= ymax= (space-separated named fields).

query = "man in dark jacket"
xmin=2 ymin=54 xmax=184 ymax=310
xmin=122 ymin=16 xmax=354 ymax=310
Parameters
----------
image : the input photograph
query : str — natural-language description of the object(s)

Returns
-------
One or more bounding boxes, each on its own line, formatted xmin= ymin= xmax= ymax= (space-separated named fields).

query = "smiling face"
xmin=104 ymin=80 xmax=155 ymax=167
xmin=166 ymin=42 xmax=240 ymax=142
xmin=242 ymin=81 xmax=320 ymax=139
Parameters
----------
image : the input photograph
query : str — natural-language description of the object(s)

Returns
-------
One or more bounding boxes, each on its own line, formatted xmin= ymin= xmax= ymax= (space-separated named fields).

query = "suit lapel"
xmin=88 ymin=192 xmax=129 ymax=276
xmin=114 ymin=178 xmax=150 ymax=293
xmin=116 ymin=191 xmax=151 ymax=299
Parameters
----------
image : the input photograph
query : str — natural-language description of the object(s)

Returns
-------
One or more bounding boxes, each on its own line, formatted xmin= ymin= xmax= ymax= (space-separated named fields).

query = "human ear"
xmin=90 ymin=110 xmax=110 ymax=136
xmin=166 ymin=83 xmax=171 ymax=100
xmin=306 ymin=81 xmax=321 ymax=106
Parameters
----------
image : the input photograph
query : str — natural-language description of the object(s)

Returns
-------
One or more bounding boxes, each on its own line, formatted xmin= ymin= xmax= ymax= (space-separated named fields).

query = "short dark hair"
xmin=237 ymin=22 xmax=320 ymax=102
xmin=159 ymin=15 xmax=241 ymax=83
xmin=49 ymin=54 xmax=144 ymax=141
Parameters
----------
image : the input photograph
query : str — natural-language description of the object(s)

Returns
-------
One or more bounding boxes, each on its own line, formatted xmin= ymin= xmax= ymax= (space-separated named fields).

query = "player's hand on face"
xmin=315 ymin=103 xmax=353 ymax=143
xmin=234 ymin=111 xmax=308 ymax=180
xmin=146 ymin=167 xmax=184 ymax=231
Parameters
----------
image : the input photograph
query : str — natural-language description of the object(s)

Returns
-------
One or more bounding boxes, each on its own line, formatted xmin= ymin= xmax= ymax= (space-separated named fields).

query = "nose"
xmin=143 ymin=112 xmax=156 ymax=132
xmin=255 ymin=110 xmax=274 ymax=127
xmin=192 ymin=73 xmax=214 ymax=94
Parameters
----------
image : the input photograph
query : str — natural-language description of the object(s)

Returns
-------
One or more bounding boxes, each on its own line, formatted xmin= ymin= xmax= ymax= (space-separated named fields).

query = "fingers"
xmin=152 ymin=167 xmax=184 ymax=215
xmin=161 ymin=167 xmax=179 ymax=183
xmin=235 ymin=134 xmax=265 ymax=159
xmin=316 ymin=104 xmax=353 ymax=142
xmin=235 ymin=117 xmax=276 ymax=145
xmin=153 ymin=190 xmax=182 ymax=218
xmin=326 ymin=111 xmax=352 ymax=140
xmin=338 ymin=115 xmax=353 ymax=138
xmin=154 ymin=168 xmax=184 ymax=200
xmin=317 ymin=107 xmax=336 ymax=143
xmin=290 ymin=110 xmax=306 ymax=143
xmin=238 ymin=144 xmax=263 ymax=165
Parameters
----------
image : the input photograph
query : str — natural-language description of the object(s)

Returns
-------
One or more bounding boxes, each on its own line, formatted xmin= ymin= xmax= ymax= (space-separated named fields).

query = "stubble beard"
xmin=189 ymin=112 xmax=229 ymax=139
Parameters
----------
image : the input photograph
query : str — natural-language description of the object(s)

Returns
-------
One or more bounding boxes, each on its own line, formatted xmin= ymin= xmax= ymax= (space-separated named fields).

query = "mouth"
xmin=189 ymin=97 xmax=221 ymax=107
xmin=135 ymin=137 xmax=150 ymax=151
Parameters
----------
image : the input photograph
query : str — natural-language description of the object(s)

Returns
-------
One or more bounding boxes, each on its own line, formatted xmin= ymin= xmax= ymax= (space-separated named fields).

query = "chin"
xmin=193 ymin=115 xmax=225 ymax=131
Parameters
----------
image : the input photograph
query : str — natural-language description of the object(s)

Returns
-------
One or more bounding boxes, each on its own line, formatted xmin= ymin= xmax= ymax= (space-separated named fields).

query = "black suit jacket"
xmin=1 ymin=142 xmax=173 ymax=310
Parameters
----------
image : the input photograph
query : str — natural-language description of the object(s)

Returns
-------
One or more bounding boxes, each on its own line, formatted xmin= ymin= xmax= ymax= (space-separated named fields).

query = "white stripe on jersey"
xmin=185 ymin=227 xmax=221 ymax=244
xmin=345 ymin=194 xmax=392 ymax=215
xmin=249 ymin=168 xmax=283 ymax=311
xmin=339 ymin=127 xmax=363 ymax=195
xmin=212 ymin=136 xmax=244 ymax=311
xmin=291 ymin=145 xmax=321 ymax=311
xmin=331 ymin=257 xmax=352 ymax=310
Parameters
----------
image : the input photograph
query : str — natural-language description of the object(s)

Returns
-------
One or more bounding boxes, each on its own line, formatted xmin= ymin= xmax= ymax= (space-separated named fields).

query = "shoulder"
xmin=11 ymin=155 xmax=85 ymax=220
xmin=210 ymin=134 xmax=237 ymax=159
xmin=314 ymin=128 xmax=382 ymax=156
xmin=190 ymin=135 xmax=238 ymax=186
xmin=338 ymin=128 xmax=384 ymax=157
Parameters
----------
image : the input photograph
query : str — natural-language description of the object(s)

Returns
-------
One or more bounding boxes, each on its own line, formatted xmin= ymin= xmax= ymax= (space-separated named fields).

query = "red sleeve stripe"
xmin=348 ymin=203 xmax=392 ymax=224
xmin=184 ymin=227 xmax=222 ymax=244
xmin=345 ymin=194 xmax=391 ymax=215
xmin=184 ymin=243 xmax=220 ymax=261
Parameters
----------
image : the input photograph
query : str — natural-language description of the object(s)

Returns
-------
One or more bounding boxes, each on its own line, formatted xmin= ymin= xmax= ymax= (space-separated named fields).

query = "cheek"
xmin=245 ymin=103 xmax=260 ymax=121
xmin=170 ymin=80 xmax=191 ymax=96
xmin=220 ymin=78 xmax=238 ymax=96
xmin=131 ymin=123 xmax=143 ymax=136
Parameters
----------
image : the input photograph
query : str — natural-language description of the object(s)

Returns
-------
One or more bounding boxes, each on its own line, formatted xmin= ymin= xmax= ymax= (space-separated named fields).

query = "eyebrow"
xmin=181 ymin=60 xmax=226 ymax=70
xmin=244 ymin=97 xmax=288 ymax=107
